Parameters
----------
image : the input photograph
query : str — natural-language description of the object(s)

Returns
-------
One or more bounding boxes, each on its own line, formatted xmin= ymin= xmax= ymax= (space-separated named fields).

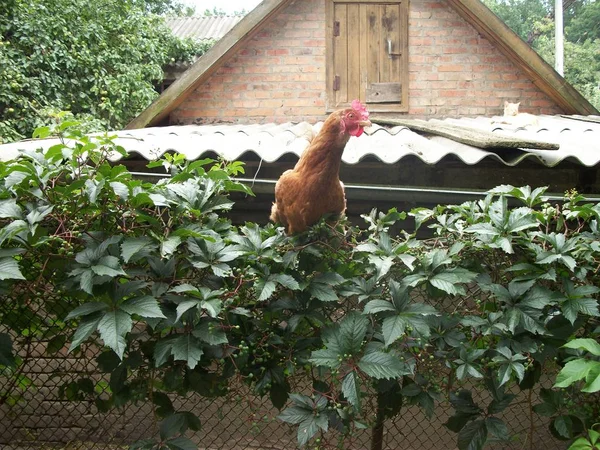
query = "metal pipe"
xmin=130 ymin=172 xmax=599 ymax=203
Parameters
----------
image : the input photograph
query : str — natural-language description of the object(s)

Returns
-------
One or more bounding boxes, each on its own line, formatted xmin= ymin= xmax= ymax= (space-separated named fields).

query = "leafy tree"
xmin=482 ymin=0 xmax=550 ymax=43
xmin=203 ymin=7 xmax=248 ymax=16
xmin=483 ymin=0 xmax=600 ymax=111
xmin=566 ymin=0 xmax=600 ymax=42
xmin=0 ymin=0 xmax=205 ymax=144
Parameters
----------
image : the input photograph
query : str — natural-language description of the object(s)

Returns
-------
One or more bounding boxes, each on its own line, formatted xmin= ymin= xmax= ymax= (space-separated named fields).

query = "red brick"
xmin=266 ymin=49 xmax=290 ymax=56
xmin=438 ymin=65 xmax=464 ymax=72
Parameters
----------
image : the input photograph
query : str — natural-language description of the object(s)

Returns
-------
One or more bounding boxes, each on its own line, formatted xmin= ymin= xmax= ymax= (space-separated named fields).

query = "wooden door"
xmin=327 ymin=0 xmax=409 ymax=112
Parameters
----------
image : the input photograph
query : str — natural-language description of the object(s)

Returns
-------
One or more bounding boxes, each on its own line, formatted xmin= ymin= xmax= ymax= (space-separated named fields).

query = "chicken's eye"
xmin=348 ymin=113 xmax=355 ymax=119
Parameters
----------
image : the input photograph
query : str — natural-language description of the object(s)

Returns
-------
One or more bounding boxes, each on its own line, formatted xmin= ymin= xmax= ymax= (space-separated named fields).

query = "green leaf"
xmin=175 ymin=300 xmax=201 ymax=323
xmin=0 ymin=220 xmax=28 ymax=246
xmin=120 ymin=296 xmax=166 ymax=319
xmin=309 ymin=348 xmax=342 ymax=369
xmin=66 ymin=302 xmax=108 ymax=320
xmin=26 ymin=205 xmax=53 ymax=225
xmin=308 ymin=283 xmax=339 ymax=302
xmin=457 ymin=419 xmax=487 ymax=450
xmin=429 ymin=273 xmax=463 ymax=295
xmin=97 ymin=310 xmax=133 ymax=359
xmin=255 ymin=279 xmax=277 ymax=302
xmin=364 ymin=300 xmax=396 ymax=314
xmin=561 ymin=298 xmax=600 ymax=324
xmin=193 ymin=321 xmax=228 ymax=345
xmin=271 ymin=274 xmax=300 ymax=290
xmin=121 ymin=237 xmax=153 ymax=263
xmin=370 ymin=255 xmax=394 ymax=280
xmin=110 ymin=181 xmax=129 ymax=200
xmin=91 ymin=264 xmax=127 ymax=278
xmin=0 ymin=257 xmax=25 ymax=280
xmin=449 ymin=390 xmax=481 ymax=415
xmin=563 ymin=338 xmax=600 ymax=356
xmin=278 ymin=405 xmax=313 ymax=425
xmin=485 ymin=417 xmax=509 ymax=440
xmin=465 ymin=223 xmax=499 ymax=236
xmin=555 ymin=359 xmax=600 ymax=391
xmin=154 ymin=337 xmax=176 ymax=367
xmin=382 ymin=315 xmax=407 ymax=347
xmin=568 ymin=437 xmax=596 ymax=450
xmin=166 ymin=437 xmax=197 ymax=450
xmin=297 ymin=415 xmax=327 ymax=447
xmin=358 ymin=351 xmax=411 ymax=379
xmin=340 ymin=312 xmax=369 ymax=354
xmin=581 ymin=370 xmax=600 ymax=393
xmin=85 ymin=178 xmax=105 ymax=204
xmin=270 ymin=383 xmax=290 ymax=410
xmin=160 ymin=413 xmax=187 ymax=440
xmin=161 ymin=236 xmax=182 ymax=258
xmin=342 ymin=371 xmax=361 ymax=410
xmin=0 ymin=199 xmax=22 ymax=219
xmin=554 ymin=415 xmax=574 ymax=439
xmin=171 ymin=335 xmax=203 ymax=369
xmin=69 ymin=314 xmax=103 ymax=352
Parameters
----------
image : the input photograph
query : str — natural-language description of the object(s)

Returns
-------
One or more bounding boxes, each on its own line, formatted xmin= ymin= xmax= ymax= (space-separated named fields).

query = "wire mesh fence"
xmin=1 ymin=285 xmax=569 ymax=450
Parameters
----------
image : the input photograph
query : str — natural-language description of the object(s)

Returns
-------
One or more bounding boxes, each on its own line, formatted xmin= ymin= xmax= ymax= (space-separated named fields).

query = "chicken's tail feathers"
xmin=269 ymin=203 xmax=279 ymax=224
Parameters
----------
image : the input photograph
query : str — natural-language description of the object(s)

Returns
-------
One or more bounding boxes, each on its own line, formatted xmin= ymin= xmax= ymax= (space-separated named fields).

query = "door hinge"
xmin=333 ymin=75 xmax=341 ymax=91
xmin=333 ymin=21 xmax=340 ymax=36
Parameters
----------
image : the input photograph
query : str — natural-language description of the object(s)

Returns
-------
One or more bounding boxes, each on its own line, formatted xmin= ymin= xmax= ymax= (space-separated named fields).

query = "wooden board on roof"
xmin=373 ymin=117 xmax=560 ymax=150
xmin=561 ymin=115 xmax=600 ymax=125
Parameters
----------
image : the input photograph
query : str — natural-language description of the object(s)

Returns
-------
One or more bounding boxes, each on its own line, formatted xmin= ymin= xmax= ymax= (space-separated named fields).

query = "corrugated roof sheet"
xmin=1 ymin=115 xmax=599 ymax=167
xmin=165 ymin=16 xmax=243 ymax=41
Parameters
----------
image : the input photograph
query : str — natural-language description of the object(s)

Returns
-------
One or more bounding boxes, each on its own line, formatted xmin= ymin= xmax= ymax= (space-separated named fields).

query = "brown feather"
xmin=270 ymin=107 xmax=370 ymax=234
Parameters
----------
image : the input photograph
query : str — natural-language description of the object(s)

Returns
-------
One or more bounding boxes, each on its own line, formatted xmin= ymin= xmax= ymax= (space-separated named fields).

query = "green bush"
xmin=0 ymin=0 xmax=206 ymax=144
xmin=0 ymin=123 xmax=599 ymax=449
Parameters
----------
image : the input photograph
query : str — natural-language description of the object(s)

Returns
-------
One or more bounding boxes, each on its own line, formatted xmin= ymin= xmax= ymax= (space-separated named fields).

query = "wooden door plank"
xmin=325 ymin=0 xmax=335 ymax=110
xmin=347 ymin=3 xmax=361 ymax=102
xmin=400 ymin=0 xmax=409 ymax=107
xmin=366 ymin=82 xmax=402 ymax=103
xmin=379 ymin=5 xmax=391 ymax=83
xmin=334 ymin=3 xmax=348 ymax=106
xmin=359 ymin=4 xmax=369 ymax=103
xmin=366 ymin=4 xmax=380 ymax=91
xmin=384 ymin=4 xmax=402 ymax=84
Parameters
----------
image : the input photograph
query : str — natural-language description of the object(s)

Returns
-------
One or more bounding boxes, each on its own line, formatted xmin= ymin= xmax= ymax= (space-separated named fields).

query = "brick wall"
xmin=170 ymin=0 xmax=564 ymax=125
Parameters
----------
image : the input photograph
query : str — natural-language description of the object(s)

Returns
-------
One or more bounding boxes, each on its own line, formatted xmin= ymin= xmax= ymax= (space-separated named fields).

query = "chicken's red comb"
xmin=351 ymin=99 xmax=369 ymax=120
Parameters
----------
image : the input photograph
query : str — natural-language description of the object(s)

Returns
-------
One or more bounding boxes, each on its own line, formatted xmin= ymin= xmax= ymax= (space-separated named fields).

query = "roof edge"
xmin=126 ymin=0 xmax=294 ymax=130
xmin=446 ymin=0 xmax=599 ymax=116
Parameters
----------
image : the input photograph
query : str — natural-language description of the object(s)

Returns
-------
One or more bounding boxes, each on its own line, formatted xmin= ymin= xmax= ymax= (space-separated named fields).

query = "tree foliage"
xmin=482 ymin=0 xmax=600 ymax=110
xmin=0 ymin=0 xmax=205 ymax=144
xmin=0 ymin=123 xmax=599 ymax=449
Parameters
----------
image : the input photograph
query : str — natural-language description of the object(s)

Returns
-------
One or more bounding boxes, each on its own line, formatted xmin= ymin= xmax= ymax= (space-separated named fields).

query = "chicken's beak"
xmin=359 ymin=120 xmax=372 ymax=128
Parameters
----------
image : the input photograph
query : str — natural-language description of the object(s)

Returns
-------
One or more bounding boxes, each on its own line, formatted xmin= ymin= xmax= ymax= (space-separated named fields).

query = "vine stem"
xmin=370 ymin=391 xmax=387 ymax=450
xmin=528 ymin=388 xmax=534 ymax=450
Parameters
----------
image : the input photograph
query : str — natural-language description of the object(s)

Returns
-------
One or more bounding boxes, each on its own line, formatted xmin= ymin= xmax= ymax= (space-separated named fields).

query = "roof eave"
xmin=126 ymin=0 xmax=295 ymax=130
xmin=445 ymin=0 xmax=599 ymax=116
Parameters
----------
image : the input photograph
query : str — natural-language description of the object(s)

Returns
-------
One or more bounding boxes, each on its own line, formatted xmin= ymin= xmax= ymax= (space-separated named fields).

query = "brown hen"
xmin=270 ymin=100 xmax=371 ymax=235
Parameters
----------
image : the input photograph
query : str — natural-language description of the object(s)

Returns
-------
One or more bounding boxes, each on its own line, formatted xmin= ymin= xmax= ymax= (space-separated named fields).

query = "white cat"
xmin=494 ymin=101 xmax=539 ymax=127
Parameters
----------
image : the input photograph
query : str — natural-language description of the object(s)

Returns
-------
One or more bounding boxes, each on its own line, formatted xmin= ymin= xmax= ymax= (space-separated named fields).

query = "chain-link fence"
xmin=1 ymin=285 xmax=568 ymax=450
